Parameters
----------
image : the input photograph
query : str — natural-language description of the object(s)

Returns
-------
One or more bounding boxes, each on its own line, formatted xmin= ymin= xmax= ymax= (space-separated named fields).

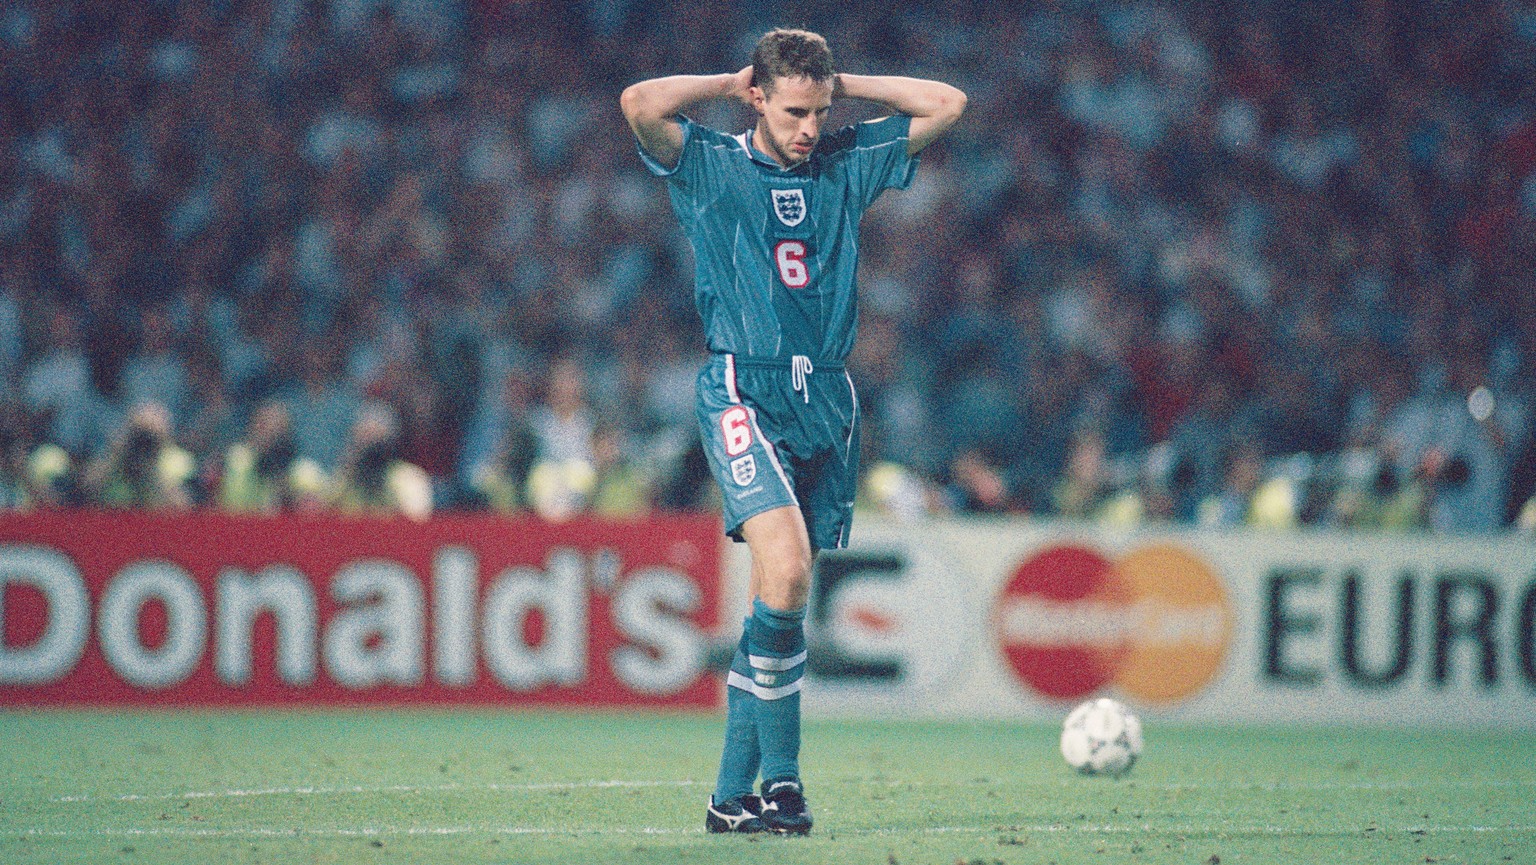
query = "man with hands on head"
xmin=621 ymin=28 xmax=964 ymax=835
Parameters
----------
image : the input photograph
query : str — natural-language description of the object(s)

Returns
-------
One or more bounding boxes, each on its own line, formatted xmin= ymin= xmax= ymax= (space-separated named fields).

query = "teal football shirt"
xmin=640 ymin=114 xmax=918 ymax=362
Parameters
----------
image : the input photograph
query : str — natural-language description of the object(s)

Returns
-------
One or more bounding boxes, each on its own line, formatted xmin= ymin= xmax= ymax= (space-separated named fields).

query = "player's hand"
xmin=731 ymin=66 xmax=754 ymax=106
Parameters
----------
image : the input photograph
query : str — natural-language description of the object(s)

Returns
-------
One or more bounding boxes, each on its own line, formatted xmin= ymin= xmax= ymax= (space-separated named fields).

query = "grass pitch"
xmin=2 ymin=709 xmax=1532 ymax=865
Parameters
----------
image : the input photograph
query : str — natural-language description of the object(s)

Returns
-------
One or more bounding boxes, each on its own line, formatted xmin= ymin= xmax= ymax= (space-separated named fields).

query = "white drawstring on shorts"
xmin=790 ymin=354 xmax=814 ymax=403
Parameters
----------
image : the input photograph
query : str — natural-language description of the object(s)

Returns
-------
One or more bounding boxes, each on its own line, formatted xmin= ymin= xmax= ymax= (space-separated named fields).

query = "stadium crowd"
xmin=1 ymin=0 xmax=1534 ymax=534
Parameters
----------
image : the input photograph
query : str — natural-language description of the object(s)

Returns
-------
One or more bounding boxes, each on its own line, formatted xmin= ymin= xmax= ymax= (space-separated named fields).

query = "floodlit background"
xmin=0 ymin=0 xmax=1532 ymax=532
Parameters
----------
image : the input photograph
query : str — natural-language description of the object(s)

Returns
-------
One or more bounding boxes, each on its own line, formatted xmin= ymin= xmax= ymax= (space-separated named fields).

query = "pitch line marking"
xmin=15 ymin=824 xmax=1536 ymax=840
xmin=51 ymin=776 xmax=1531 ymax=804
xmin=1129 ymin=779 xmax=1535 ymax=791
xmin=52 ymin=779 xmax=702 ymax=804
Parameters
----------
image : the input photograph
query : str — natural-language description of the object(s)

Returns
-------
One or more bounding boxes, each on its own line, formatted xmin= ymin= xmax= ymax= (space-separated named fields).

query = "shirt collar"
xmin=737 ymin=130 xmax=812 ymax=174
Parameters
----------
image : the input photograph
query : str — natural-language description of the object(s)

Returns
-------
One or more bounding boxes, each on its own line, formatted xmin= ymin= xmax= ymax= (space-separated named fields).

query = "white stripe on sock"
xmin=727 ymin=670 xmax=803 ymax=700
xmin=748 ymin=650 xmax=807 ymax=672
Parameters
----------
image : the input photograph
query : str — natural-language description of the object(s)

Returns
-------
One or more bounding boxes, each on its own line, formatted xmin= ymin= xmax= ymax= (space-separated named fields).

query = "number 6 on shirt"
xmin=774 ymin=240 xmax=809 ymax=288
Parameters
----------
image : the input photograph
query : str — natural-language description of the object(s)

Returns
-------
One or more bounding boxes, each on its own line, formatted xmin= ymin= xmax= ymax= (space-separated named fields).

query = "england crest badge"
xmin=730 ymin=454 xmax=757 ymax=486
xmin=771 ymin=188 xmax=807 ymax=227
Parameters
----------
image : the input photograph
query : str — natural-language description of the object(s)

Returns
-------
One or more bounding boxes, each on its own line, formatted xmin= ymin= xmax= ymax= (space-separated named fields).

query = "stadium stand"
xmin=0 ymin=0 xmax=1532 ymax=532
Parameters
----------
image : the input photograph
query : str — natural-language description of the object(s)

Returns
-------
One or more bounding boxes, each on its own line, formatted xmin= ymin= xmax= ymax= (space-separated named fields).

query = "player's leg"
xmin=740 ymin=370 xmax=859 ymax=834
xmin=738 ymin=505 xmax=815 ymax=834
xmin=707 ymin=617 xmax=764 ymax=833
xmin=696 ymin=358 xmax=801 ymax=832
xmin=741 ymin=504 xmax=814 ymax=609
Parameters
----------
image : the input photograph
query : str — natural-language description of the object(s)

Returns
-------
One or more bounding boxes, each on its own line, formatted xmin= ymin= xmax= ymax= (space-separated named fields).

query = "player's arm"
xmin=620 ymin=67 xmax=754 ymax=169
xmin=833 ymin=74 xmax=967 ymax=156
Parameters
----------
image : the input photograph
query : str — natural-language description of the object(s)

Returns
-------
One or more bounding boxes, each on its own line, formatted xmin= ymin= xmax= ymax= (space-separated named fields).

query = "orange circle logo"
xmin=992 ymin=543 xmax=1233 ymax=704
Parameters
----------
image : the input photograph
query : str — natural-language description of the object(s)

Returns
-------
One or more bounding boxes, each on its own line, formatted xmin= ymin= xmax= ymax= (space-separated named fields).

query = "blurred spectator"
xmin=1198 ymin=443 xmax=1265 ymax=529
xmin=1052 ymin=427 xmax=1114 ymax=520
xmin=587 ymin=423 xmax=651 ymax=518
xmin=329 ymin=402 xmax=431 ymax=520
xmin=119 ymin=308 xmax=189 ymax=424
xmin=523 ymin=357 xmax=600 ymax=521
xmin=20 ymin=310 xmax=102 ymax=458
xmin=463 ymin=368 xmax=538 ymax=513
xmin=81 ymin=402 xmax=196 ymax=510
xmin=281 ymin=344 xmax=361 ymax=472
xmin=529 ymin=358 xmax=595 ymax=465
xmin=217 ymin=399 xmax=326 ymax=513
xmin=943 ymin=449 xmax=1014 ymax=514
xmin=0 ymin=401 xmax=69 ymax=510
xmin=179 ymin=343 xmax=241 ymax=463
xmin=861 ymin=460 xmax=940 ymax=521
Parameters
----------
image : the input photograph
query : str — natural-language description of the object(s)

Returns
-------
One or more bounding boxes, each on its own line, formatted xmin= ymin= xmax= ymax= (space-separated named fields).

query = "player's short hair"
xmin=751 ymin=29 xmax=834 ymax=97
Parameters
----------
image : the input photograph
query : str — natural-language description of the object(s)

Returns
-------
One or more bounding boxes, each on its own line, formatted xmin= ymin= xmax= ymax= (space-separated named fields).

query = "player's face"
xmin=751 ymin=75 xmax=834 ymax=167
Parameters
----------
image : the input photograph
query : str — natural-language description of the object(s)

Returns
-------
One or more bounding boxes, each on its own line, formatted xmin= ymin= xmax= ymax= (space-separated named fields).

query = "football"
xmin=1060 ymin=697 xmax=1143 ymax=778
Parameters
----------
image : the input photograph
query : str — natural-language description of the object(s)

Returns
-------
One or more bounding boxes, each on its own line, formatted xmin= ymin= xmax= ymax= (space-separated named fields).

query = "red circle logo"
xmin=992 ymin=543 xmax=1233 ymax=704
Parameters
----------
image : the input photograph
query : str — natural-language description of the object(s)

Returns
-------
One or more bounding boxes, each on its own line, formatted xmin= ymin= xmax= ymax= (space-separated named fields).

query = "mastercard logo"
xmin=992 ymin=543 xmax=1233 ymax=704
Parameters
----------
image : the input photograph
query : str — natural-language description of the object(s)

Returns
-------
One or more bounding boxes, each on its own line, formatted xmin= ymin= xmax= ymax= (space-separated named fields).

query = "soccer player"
xmin=621 ymin=29 xmax=965 ymax=835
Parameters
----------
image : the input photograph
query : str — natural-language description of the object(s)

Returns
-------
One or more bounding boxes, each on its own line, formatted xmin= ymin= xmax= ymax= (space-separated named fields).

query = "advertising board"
xmin=801 ymin=520 xmax=1536 ymax=727
xmin=0 ymin=511 xmax=724 ymax=708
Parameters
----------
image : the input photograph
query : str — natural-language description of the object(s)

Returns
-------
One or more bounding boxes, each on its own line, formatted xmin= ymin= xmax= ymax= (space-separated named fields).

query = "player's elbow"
xmin=619 ymin=84 xmax=644 ymax=122
xmin=917 ymin=86 xmax=966 ymax=144
xmin=620 ymin=83 xmax=661 ymax=126
xmin=938 ymin=85 xmax=967 ymax=125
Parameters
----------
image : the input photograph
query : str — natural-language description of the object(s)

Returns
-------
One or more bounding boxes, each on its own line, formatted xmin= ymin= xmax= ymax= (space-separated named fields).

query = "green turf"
xmin=1 ymin=710 xmax=1532 ymax=865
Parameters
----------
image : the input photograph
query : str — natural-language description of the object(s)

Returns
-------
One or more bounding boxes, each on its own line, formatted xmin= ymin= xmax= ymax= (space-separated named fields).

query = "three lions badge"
xmin=730 ymin=455 xmax=757 ymax=486
xmin=772 ymin=188 xmax=806 ymax=227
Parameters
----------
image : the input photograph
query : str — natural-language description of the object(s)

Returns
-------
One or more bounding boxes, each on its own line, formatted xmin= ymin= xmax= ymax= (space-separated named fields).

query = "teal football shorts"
xmin=694 ymin=353 xmax=860 ymax=551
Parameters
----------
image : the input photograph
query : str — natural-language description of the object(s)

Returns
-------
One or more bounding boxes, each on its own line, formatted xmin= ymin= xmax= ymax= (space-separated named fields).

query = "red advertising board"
xmin=0 ymin=510 xmax=725 ymax=708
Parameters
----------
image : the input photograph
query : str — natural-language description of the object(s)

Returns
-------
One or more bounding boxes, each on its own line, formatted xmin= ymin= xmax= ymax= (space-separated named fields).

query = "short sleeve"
xmin=636 ymin=116 xmax=719 ymax=197
xmin=836 ymin=114 xmax=918 ymax=211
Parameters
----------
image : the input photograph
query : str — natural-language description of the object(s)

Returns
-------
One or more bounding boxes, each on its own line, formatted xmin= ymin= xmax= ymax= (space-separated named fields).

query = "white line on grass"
xmin=15 ymin=823 xmax=1536 ymax=840
xmin=51 ymin=776 xmax=1530 ymax=804
xmin=1131 ymin=779 xmax=1536 ymax=791
xmin=53 ymin=779 xmax=701 ymax=804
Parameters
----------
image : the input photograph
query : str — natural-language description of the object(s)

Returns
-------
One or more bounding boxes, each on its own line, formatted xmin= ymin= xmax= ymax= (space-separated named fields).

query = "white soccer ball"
xmin=1060 ymin=697 xmax=1143 ymax=778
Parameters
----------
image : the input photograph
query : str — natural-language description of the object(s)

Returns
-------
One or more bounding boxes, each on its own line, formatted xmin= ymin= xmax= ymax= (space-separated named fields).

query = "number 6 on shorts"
xmin=720 ymin=406 xmax=753 ymax=456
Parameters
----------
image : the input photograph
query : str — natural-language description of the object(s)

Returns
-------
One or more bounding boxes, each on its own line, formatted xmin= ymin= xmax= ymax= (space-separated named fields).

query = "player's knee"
xmin=759 ymin=581 xmax=809 ymax=613
xmin=743 ymin=507 xmax=814 ymax=609
xmin=758 ymin=554 xmax=812 ymax=611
